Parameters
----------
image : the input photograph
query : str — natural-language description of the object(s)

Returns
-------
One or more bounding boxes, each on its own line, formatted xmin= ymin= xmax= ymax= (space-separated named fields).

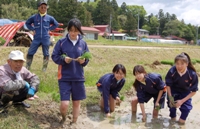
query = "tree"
xmin=123 ymin=12 xmax=137 ymax=36
xmin=162 ymin=20 xmax=194 ymax=41
xmin=162 ymin=20 xmax=184 ymax=37
xmin=48 ymin=0 xmax=79 ymax=27
xmin=110 ymin=0 xmax=118 ymax=13
xmin=165 ymin=12 xmax=171 ymax=22
xmin=92 ymin=0 xmax=113 ymax=25
xmin=1 ymin=3 xmax=37 ymax=20
xmin=0 ymin=5 xmax=2 ymax=18
xmin=126 ymin=5 xmax=147 ymax=29
xmin=119 ymin=2 xmax=127 ymax=15
xmin=171 ymin=14 xmax=177 ymax=20
xmin=118 ymin=15 xmax=127 ymax=29
xmin=158 ymin=9 xmax=165 ymax=35
xmin=182 ymin=25 xmax=194 ymax=41
xmin=142 ymin=24 xmax=151 ymax=32
xmin=77 ymin=3 xmax=93 ymax=26
xmin=149 ymin=16 xmax=159 ymax=35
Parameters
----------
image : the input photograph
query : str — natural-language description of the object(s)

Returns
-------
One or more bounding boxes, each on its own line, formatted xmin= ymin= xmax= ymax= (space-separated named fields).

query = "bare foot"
xmin=60 ymin=116 xmax=66 ymax=125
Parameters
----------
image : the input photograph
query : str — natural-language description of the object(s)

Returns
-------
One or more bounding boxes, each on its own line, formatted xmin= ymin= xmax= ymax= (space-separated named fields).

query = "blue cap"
xmin=38 ymin=1 xmax=47 ymax=7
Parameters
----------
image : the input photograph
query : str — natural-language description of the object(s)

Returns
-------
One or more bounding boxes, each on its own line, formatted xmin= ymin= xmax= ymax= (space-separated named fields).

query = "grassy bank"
xmin=1 ymin=45 xmax=200 ymax=103
xmin=0 ymin=42 xmax=200 ymax=128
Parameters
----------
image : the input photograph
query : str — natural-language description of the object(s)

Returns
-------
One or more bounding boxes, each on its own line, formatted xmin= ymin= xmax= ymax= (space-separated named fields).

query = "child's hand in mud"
xmin=65 ymin=57 xmax=72 ymax=64
xmin=169 ymin=96 xmax=176 ymax=108
xmin=175 ymin=100 xmax=183 ymax=108
xmin=116 ymin=97 xmax=121 ymax=104
xmin=116 ymin=97 xmax=121 ymax=106
xmin=106 ymin=113 xmax=111 ymax=117
xmin=155 ymin=102 xmax=160 ymax=110
xmin=155 ymin=102 xmax=159 ymax=107
xmin=142 ymin=114 xmax=146 ymax=122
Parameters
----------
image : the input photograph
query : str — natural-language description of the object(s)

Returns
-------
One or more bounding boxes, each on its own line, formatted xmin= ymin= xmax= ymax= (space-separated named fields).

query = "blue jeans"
xmin=27 ymin=38 xmax=50 ymax=56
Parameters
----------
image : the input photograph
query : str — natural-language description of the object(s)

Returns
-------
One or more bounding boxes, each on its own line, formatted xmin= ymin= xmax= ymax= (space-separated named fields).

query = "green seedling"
xmin=80 ymin=52 xmax=92 ymax=59
xmin=169 ymin=96 xmax=176 ymax=108
xmin=120 ymin=96 xmax=125 ymax=101
xmin=61 ymin=53 xmax=68 ymax=58
xmin=155 ymin=105 xmax=161 ymax=110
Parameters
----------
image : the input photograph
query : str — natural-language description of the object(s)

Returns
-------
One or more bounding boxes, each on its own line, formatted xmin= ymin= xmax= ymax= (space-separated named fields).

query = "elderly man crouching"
xmin=0 ymin=50 xmax=39 ymax=110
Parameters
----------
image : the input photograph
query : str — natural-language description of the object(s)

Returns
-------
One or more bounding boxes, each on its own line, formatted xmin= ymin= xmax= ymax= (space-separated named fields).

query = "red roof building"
xmin=93 ymin=25 xmax=110 ymax=36
xmin=63 ymin=26 xmax=100 ymax=40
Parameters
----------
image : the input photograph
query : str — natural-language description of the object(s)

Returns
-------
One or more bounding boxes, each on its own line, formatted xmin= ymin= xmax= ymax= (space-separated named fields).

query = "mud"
xmin=50 ymin=90 xmax=200 ymax=129
xmin=4 ymin=90 xmax=199 ymax=129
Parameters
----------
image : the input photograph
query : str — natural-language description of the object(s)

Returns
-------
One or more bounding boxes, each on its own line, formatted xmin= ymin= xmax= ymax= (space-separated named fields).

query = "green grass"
xmin=160 ymin=60 xmax=174 ymax=66
xmin=1 ymin=40 xmax=200 ymax=128
xmin=0 ymin=36 xmax=6 ymax=46
xmin=86 ymin=36 xmax=200 ymax=48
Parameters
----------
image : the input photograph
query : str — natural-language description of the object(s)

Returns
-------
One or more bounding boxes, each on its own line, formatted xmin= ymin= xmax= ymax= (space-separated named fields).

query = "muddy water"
xmin=82 ymin=91 xmax=200 ymax=129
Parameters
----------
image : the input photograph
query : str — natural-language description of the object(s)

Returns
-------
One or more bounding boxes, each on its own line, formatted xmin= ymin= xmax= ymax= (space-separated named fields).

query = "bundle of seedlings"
xmin=116 ymin=95 xmax=125 ymax=106
xmin=62 ymin=51 xmax=92 ymax=61
xmin=79 ymin=51 xmax=92 ymax=59
xmin=169 ymin=96 xmax=176 ymax=108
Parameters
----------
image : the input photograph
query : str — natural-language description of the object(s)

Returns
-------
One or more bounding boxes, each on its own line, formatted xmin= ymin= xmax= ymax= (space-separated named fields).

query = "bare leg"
xmin=171 ymin=117 xmax=176 ymax=121
xmin=60 ymin=101 xmax=69 ymax=123
xmin=99 ymin=96 xmax=104 ymax=110
xmin=72 ymin=100 xmax=81 ymax=123
xmin=131 ymin=96 xmax=138 ymax=114
xmin=179 ymin=118 xmax=185 ymax=125
xmin=153 ymin=109 xmax=159 ymax=118
xmin=109 ymin=95 xmax=116 ymax=112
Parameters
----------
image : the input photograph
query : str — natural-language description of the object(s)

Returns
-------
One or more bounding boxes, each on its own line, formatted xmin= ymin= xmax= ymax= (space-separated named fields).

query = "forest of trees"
xmin=0 ymin=0 xmax=199 ymax=42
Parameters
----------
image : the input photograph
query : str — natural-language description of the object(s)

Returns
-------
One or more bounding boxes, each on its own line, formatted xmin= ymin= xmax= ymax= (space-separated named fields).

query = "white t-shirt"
xmin=69 ymin=35 xmax=78 ymax=46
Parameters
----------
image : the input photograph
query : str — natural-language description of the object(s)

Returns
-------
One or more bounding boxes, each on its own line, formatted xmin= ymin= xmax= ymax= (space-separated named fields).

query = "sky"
xmin=116 ymin=0 xmax=200 ymax=26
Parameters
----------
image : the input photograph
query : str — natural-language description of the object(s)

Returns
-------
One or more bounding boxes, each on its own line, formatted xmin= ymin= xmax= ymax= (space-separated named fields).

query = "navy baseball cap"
xmin=38 ymin=1 xmax=47 ymax=7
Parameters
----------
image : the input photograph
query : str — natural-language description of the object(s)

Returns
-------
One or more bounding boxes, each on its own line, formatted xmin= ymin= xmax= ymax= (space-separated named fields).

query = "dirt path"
xmin=88 ymin=45 xmax=182 ymax=49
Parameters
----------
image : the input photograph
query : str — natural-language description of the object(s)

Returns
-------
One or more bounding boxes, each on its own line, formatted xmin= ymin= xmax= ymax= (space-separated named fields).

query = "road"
xmin=88 ymin=45 xmax=182 ymax=49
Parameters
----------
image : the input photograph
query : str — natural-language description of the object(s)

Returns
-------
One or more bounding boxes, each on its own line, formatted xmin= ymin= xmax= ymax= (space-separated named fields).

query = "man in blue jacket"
xmin=25 ymin=1 xmax=59 ymax=71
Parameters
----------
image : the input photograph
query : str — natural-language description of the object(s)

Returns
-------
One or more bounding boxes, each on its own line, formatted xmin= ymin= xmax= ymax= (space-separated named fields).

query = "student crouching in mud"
xmin=96 ymin=64 xmax=126 ymax=117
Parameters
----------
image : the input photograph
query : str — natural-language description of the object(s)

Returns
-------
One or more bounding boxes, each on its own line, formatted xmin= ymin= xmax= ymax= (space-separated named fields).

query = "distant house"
xmin=81 ymin=26 xmax=100 ymax=40
xmin=93 ymin=25 xmax=110 ymax=36
xmin=141 ymin=35 xmax=188 ymax=44
xmin=63 ymin=26 xmax=100 ymax=40
xmin=147 ymin=35 xmax=162 ymax=39
xmin=108 ymin=33 xmax=131 ymax=40
xmin=165 ymin=35 xmax=188 ymax=44
xmin=136 ymin=29 xmax=149 ymax=37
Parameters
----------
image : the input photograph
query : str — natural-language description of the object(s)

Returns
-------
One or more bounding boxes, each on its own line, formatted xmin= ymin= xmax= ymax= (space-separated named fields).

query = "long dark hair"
xmin=133 ymin=65 xmax=147 ymax=90
xmin=112 ymin=64 xmax=126 ymax=76
xmin=175 ymin=52 xmax=196 ymax=72
xmin=67 ymin=18 xmax=84 ymax=35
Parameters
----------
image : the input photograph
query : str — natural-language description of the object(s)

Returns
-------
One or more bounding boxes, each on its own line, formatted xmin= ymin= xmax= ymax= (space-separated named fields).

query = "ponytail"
xmin=182 ymin=52 xmax=196 ymax=72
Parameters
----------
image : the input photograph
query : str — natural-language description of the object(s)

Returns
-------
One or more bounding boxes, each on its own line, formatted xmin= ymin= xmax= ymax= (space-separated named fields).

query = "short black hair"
xmin=67 ymin=18 xmax=84 ymax=35
xmin=112 ymin=64 xmax=126 ymax=76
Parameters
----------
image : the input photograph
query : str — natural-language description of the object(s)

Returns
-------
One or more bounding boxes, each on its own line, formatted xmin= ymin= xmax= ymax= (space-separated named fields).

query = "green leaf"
xmin=61 ymin=53 xmax=68 ymax=58
xmin=155 ymin=105 xmax=161 ymax=110
xmin=120 ymin=95 xmax=125 ymax=101
xmin=160 ymin=60 xmax=174 ymax=65
xmin=80 ymin=52 xmax=92 ymax=59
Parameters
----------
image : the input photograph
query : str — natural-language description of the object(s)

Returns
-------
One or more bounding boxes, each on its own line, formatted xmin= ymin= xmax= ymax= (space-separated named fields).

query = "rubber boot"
xmin=26 ymin=55 xmax=33 ymax=70
xmin=42 ymin=56 xmax=49 ymax=72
